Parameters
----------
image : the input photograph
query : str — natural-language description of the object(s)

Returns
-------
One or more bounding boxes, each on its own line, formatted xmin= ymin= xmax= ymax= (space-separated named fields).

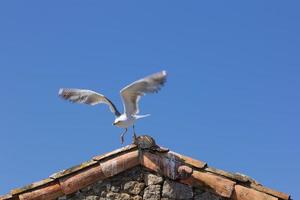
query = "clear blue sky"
xmin=0 ymin=1 xmax=299 ymax=198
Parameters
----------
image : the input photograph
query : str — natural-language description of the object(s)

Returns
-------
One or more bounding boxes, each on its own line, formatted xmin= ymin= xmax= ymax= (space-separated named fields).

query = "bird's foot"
xmin=132 ymin=129 xmax=139 ymax=144
xmin=120 ymin=128 xmax=128 ymax=144
xmin=120 ymin=135 xmax=124 ymax=144
xmin=132 ymin=125 xmax=137 ymax=140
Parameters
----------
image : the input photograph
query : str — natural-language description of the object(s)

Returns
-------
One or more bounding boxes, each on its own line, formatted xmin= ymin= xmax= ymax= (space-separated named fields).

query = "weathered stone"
xmin=124 ymin=181 xmax=145 ymax=195
xmin=84 ymin=195 xmax=100 ymax=200
xmin=134 ymin=135 xmax=156 ymax=149
xmin=131 ymin=195 xmax=143 ymax=200
xmin=194 ymin=191 xmax=223 ymax=200
xmin=81 ymin=186 xmax=92 ymax=193
xmin=111 ymin=185 xmax=120 ymax=192
xmin=162 ymin=180 xmax=193 ymax=199
xmin=177 ymin=165 xmax=193 ymax=179
xmin=106 ymin=192 xmax=130 ymax=200
xmin=100 ymin=191 xmax=107 ymax=197
xmin=67 ymin=191 xmax=85 ymax=200
xmin=58 ymin=196 xmax=67 ymax=200
xmin=62 ymin=166 xmax=229 ymax=200
xmin=143 ymin=185 xmax=161 ymax=200
xmin=144 ymin=173 xmax=163 ymax=186
xmin=105 ymin=183 xmax=111 ymax=191
xmin=91 ymin=181 xmax=105 ymax=194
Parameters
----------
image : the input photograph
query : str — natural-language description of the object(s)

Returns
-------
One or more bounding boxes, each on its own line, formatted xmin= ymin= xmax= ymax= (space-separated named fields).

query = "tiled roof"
xmin=0 ymin=139 xmax=291 ymax=200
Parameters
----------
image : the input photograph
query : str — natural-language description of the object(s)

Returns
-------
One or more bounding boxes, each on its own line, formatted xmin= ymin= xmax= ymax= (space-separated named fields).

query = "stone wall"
xmin=58 ymin=166 xmax=226 ymax=200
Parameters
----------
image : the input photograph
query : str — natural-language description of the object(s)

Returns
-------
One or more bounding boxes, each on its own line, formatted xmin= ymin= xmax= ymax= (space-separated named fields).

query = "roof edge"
xmin=0 ymin=141 xmax=291 ymax=200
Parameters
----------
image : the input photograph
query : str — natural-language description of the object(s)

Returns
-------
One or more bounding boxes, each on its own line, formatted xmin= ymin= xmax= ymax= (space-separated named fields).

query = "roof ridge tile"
xmin=1 ymin=141 xmax=290 ymax=200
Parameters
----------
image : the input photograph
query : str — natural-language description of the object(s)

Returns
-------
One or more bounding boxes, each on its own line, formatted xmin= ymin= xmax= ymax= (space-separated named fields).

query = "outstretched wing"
xmin=58 ymin=88 xmax=121 ymax=116
xmin=120 ymin=70 xmax=167 ymax=116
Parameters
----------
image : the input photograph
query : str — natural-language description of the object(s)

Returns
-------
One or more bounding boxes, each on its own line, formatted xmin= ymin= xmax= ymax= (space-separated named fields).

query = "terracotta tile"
xmin=205 ymin=167 xmax=248 ymax=183
xmin=100 ymin=150 xmax=139 ymax=177
xmin=235 ymin=173 xmax=261 ymax=185
xmin=250 ymin=183 xmax=290 ymax=200
xmin=233 ymin=185 xmax=278 ymax=200
xmin=59 ymin=164 xmax=104 ymax=195
xmin=141 ymin=151 xmax=180 ymax=180
xmin=180 ymin=171 xmax=235 ymax=198
xmin=19 ymin=182 xmax=63 ymax=200
xmin=93 ymin=144 xmax=137 ymax=161
xmin=1 ymin=146 xmax=290 ymax=200
xmin=168 ymin=151 xmax=207 ymax=169
xmin=11 ymin=178 xmax=54 ymax=196
xmin=0 ymin=194 xmax=13 ymax=200
xmin=50 ymin=160 xmax=97 ymax=180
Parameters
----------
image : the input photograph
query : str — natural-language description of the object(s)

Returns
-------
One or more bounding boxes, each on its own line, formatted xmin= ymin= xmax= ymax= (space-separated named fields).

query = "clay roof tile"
xmin=1 ymin=141 xmax=290 ymax=200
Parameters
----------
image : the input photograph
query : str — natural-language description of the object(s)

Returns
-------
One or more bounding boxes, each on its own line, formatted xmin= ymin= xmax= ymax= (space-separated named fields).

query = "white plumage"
xmin=58 ymin=70 xmax=167 ymax=143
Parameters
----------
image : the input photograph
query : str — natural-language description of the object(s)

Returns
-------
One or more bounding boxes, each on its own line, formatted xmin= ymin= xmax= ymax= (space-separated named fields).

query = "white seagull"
xmin=58 ymin=70 xmax=167 ymax=143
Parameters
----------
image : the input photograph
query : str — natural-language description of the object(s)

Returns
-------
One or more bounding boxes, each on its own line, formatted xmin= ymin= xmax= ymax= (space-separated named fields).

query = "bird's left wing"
xmin=120 ymin=70 xmax=167 ymax=116
xmin=58 ymin=88 xmax=121 ymax=116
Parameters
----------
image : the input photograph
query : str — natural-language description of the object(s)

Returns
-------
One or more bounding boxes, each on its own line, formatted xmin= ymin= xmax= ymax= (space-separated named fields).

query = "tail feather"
xmin=135 ymin=114 xmax=151 ymax=119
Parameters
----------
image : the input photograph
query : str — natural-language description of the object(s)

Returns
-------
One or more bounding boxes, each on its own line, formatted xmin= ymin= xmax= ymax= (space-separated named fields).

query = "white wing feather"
xmin=120 ymin=70 xmax=167 ymax=116
xmin=58 ymin=88 xmax=120 ymax=116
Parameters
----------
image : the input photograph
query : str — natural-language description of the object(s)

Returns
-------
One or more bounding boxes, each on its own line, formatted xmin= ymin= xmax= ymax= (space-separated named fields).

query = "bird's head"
xmin=113 ymin=119 xmax=120 ymax=126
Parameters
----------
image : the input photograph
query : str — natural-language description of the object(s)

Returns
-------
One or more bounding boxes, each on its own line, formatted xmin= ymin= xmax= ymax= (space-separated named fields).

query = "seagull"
xmin=58 ymin=70 xmax=167 ymax=144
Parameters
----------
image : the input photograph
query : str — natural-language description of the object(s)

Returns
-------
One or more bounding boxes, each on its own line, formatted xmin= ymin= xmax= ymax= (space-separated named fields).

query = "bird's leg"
xmin=120 ymin=128 xmax=128 ymax=144
xmin=133 ymin=124 xmax=137 ymax=140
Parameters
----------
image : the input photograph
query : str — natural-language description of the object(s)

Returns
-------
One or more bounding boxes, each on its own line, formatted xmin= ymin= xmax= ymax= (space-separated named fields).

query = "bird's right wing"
xmin=120 ymin=70 xmax=167 ymax=116
xmin=58 ymin=88 xmax=121 ymax=116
